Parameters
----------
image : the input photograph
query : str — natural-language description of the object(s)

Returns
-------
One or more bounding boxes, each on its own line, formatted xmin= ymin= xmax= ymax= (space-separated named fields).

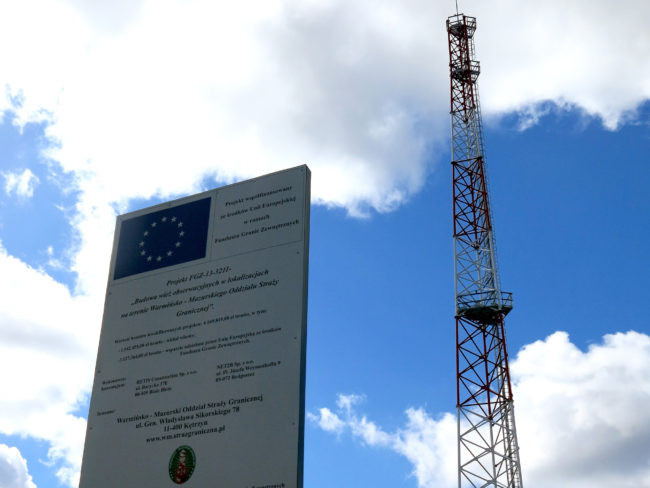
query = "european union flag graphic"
xmin=113 ymin=197 xmax=211 ymax=280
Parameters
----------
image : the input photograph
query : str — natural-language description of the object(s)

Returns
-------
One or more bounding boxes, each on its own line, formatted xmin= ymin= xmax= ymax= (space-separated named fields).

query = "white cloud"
xmin=0 ymin=245 xmax=100 ymax=486
xmin=0 ymin=0 xmax=646 ymax=298
xmin=513 ymin=331 xmax=650 ymax=488
xmin=3 ymin=169 xmax=39 ymax=198
xmin=0 ymin=445 xmax=36 ymax=488
xmin=309 ymin=394 xmax=457 ymax=487
xmin=472 ymin=0 xmax=650 ymax=129
xmin=0 ymin=0 xmax=644 ymax=222
xmin=0 ymin=0 xmax=647 ymax=289
xmin=45 ymin=245 xmax=65 ymax=270
xmin=311 ymin=330 xmax=650 ymax=488
xmin=336 ymin=393 xmax=365 ymax=414
xmin=309 ymin=407 xmax=345 ymax=434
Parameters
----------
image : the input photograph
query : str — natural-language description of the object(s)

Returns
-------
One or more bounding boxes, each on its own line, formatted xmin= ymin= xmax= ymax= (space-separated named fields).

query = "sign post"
xmin=80 ymin=166 xmax=310 ymax=487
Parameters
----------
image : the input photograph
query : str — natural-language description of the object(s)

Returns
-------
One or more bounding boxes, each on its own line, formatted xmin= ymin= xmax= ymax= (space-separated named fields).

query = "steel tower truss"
xmin=447 ymin=14 xmax=523 ymax=488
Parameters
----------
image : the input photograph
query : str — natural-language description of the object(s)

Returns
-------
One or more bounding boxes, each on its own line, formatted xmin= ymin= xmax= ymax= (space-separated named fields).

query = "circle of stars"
xmin=138 ymin=215 xmax=186 ymax=264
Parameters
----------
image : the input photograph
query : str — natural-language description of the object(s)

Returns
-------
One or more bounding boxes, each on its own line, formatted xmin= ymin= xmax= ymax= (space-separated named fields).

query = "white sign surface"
xmin=80 ymin=166 xmax=310 ymax=488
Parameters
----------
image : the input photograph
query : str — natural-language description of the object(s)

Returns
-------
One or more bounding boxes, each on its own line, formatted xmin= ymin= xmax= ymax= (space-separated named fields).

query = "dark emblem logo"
xmin=168 ymin=445 xmax=196 ymax=484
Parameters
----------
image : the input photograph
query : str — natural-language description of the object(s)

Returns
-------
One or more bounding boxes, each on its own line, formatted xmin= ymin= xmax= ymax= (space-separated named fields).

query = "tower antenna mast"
xmin=446 ymin=13 xmax=524 ymax=487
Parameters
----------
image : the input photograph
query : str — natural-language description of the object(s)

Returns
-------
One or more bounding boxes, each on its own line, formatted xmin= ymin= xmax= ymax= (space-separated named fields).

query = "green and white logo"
xmin=168 ymin=445 xmax=196 ymax=484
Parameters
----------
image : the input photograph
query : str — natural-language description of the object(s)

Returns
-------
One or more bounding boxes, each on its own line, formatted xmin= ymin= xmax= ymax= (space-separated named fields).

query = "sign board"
xmin=79 ymin=166 xmax=310 ymax=487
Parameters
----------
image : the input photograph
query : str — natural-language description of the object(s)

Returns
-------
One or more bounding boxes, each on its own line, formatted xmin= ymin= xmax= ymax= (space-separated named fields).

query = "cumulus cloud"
xmin=0 ymin=445 xmax=36 ymax=488
xmin=3 ymin=169 xmax=39 ymax=198
xmin=0 ymin=0 xmax=646 ymax=296
xmin=308 ymin=394 xmax=457 ymax=487
xmin=473 ymin=0 xmax=650 ymax=129
xmin=513 ymin=330 xmax=650 ymax=488
xmin=0 ymin=0 xmax=647 ymax=288
xmin=311 ymin=331 xmax=650 ymax=488
xmin=0 ymin=0 xmax=646 ymax=219
xmin=0 ymin=245 xmax=100 ymax=486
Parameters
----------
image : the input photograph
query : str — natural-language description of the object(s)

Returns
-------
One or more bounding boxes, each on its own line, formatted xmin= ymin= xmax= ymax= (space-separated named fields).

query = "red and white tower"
xmin=446 ymin=14 xmax=523 ymax=488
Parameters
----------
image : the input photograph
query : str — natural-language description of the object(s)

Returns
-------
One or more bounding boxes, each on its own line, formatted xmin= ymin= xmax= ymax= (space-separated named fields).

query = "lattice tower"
xmin=446 ymin=13 xmax=524 ymax=488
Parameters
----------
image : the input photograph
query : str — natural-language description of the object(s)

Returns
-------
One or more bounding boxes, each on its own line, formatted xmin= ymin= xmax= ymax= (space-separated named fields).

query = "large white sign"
xmin=80 ymin=166 xmax=310 ymax=488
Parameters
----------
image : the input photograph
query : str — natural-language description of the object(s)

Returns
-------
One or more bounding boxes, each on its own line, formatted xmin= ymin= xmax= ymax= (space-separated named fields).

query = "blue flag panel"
xmin=113 ymin=197 xmax=211 ymax=280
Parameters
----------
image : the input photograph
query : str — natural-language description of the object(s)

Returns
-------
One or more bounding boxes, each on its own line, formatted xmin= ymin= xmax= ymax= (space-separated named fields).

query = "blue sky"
xmin=1 ymin=1 xmax=649 ymax=487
